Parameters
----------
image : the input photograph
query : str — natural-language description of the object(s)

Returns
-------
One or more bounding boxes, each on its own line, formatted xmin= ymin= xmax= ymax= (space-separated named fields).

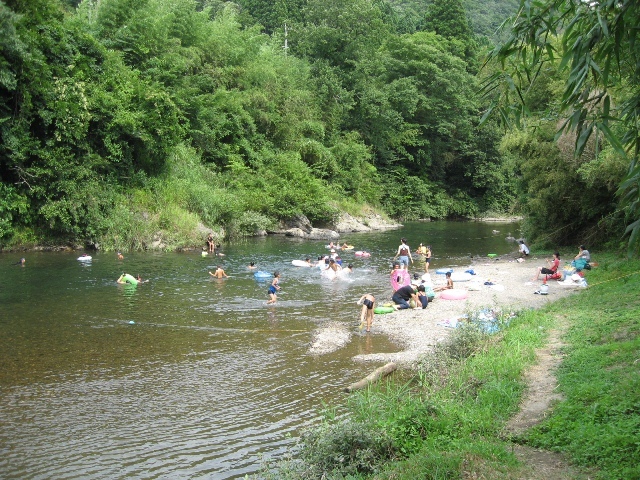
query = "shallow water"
xmin=0 ymin=221 xmax=520 ymax=479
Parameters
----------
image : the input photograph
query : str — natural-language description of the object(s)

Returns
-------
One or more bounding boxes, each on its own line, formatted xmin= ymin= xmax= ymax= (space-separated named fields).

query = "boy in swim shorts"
xmin=357 ymin=293 xmax=376 ymax=332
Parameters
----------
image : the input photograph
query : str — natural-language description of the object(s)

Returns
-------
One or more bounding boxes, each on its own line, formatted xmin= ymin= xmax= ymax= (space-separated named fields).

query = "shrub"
xmin=295 ymin=419 xmax=397 ymax=478
xmin=227 ymin=211 xmax=273 ymax=237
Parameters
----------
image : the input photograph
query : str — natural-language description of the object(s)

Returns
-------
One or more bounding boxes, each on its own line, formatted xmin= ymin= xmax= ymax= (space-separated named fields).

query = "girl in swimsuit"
xmin=357 ymin=293 xmax=376 ymax=332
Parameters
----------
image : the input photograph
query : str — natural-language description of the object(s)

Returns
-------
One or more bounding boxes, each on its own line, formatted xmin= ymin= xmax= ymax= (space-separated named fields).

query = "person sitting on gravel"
xmin=433 ymin=272 xmax=454 ymax=292
xmin=533 ymin=252 xmax=560 ymax=281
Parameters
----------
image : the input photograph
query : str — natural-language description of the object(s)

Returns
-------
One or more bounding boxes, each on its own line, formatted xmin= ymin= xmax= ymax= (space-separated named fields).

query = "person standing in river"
xmin=424 ymin=245 xmax=432 ymax=273
xmin=393 ymin=238 xmax=413 ymax=268
xmin=209 ymin=266 xmax=229 ymax=278
xmin=266 ymin=272 xmax=281 ymax=304
xmin=357 ymin=293 xmax=376 ymax=332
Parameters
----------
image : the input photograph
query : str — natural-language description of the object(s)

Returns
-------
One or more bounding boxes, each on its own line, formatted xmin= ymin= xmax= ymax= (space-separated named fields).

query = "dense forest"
xmin=0 ymin=0 xmax=636 ymax=252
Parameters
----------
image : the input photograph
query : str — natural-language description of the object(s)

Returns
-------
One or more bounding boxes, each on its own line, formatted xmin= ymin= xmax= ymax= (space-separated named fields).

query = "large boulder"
xmin=334 ymin=212 xmax=402 ymax=232
xmin=334 ymin=212 xmax=371 ymax=232
xmin=278 ymin=214 xmax=313 ymax=233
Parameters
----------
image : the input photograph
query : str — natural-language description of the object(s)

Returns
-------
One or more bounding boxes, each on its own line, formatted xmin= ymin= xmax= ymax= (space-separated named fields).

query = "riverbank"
xmin=0 ymin=210 xmax=403 ymax=253
xmin=283 ymin=254 xmax=640 ymax=480
xmin=364 ymin=256 xmax=582 ymax=365
xmin=309 ymin=255 xmax=586 ymax=362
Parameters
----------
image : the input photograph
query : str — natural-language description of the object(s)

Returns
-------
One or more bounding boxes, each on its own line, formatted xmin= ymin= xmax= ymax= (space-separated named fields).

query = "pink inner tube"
xmin=439 ymin=289 xmax=468 ymax=300
xmin=355 ymin=251 xmax=371 ymax=257
xmin=390 ymin=270 xmax=411 ymax=291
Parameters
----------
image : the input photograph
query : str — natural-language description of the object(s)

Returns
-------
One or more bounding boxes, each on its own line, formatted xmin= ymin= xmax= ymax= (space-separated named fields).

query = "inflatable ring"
xmin=374 ymin=306 xmax=395 ymax=314
xmin=291 ymin=260 xmax=311 ymax=267
xmin=391 ymin=270 xmax=411 ymax=291
xmin=436 ymin=268 xmax=453 ymax=274
xmin=77 ymin=255 xmax=92 ymax=261
xmin=439 ymin=289 xmax=468 ymax=300
xmin=254 ymin=271 xmax=272 ymax=279
xmin=354 ymin=251 xmax=371 ymax=257
xmin=122 ymin=273 xmax=139 ymax=286
xmin=450 ymin=272 xmax=472 ymax=282
xmin=487 ymin=253 xmax=498 ymax=257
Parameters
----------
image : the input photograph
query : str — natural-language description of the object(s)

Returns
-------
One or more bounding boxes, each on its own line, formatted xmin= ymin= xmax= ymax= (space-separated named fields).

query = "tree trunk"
xmin=344 ymin=362 xmax=397 ymax=393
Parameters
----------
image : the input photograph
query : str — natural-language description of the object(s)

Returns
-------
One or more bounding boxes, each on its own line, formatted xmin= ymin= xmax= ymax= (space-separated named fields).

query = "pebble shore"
xmin=309 ymin=256 xmax=585 ymax=364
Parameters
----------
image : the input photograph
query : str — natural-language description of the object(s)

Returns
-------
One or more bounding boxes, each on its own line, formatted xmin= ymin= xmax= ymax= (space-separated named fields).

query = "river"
xmin=0 ymin=220 xmax=520 ymax=479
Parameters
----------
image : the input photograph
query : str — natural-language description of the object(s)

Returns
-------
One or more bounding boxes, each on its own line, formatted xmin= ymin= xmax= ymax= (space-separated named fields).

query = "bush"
xmin=295 ymin=419 xmax=397 ymax=478
xmin=227 ymin=211 xmax=273 ymax=237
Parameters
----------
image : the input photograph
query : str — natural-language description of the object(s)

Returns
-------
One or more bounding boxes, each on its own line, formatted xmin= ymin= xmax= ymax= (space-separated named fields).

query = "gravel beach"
xmin=309 ymin=256 xmax=586 ymax=364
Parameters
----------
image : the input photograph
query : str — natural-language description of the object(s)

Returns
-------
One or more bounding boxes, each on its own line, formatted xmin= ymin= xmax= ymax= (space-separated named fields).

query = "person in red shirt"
xmin=533 ymin=252 xmax=560 ymax=281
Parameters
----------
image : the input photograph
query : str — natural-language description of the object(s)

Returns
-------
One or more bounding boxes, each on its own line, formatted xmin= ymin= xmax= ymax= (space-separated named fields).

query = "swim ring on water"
xmin=291 ymin=260 xmax=311 ymax=267
xmin=254 ymin=271 xmax=272 ymax=280
xmin=122 ymin=273 xmax=139 ymax=286
xmin=77 ymin=255 xmax=92 ymax=261
xmin=439 ymin=289 xmax=468 ymax=300
xmin=487 ymin=253 xmax=498 ymax=258
xmin=435 ymin=268 xmax=453 ymax=274
xmin=354 ymin=251 xmax=371 ymax=257
xmin=374 ymin=306 xmax=395 ymax=314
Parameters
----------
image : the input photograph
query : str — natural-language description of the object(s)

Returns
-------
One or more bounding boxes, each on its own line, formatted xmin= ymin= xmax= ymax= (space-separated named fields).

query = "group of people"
xmin=359 ymin=237 xmax=443 ymax=332
xmin=532 ymin=245 xmax=591 ymax=282
xmin=391 ymin=237 xmax=433 ymax=273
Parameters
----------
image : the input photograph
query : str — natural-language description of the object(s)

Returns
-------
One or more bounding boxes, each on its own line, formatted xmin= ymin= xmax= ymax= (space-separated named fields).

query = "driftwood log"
xmin=344 ymin=362 xmax=397 ymax=393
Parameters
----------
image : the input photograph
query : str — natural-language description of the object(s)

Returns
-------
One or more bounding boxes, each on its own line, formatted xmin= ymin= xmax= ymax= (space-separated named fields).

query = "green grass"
xmin=264 ymin=253 xmax=640 ymax=479
xmin=525 ymin=256 xmax=640 ymax=479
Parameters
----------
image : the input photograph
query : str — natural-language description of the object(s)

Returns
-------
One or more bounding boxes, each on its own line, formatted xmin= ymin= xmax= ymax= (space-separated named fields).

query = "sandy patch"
xmin=309 ymin=321 xmax=352 ymax=355
xmin=349 ymin=256 xmax=584 ymax=365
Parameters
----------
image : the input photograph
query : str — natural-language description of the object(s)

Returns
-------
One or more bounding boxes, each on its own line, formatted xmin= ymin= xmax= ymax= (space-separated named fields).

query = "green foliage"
xmin=294 ymin=419 xmax=397 ymax=478
xmin=260 ymin=152 xmax=338 ymax=224
xmin=484 ymin=0 xmax=640 ymax=255
xmin=1 ymin=0 xmax=517 ymax=249
xmin=270 ymin=305 xmax=551 ymax=478
xmin=0 ymin=182 xmax=28 ymax=241
xmin=0 ymin=1 xmax=24 ymax=94
xmin=227 ymin=210 xmax=273 ymax=237
xmin=292 ymin=0 xmax=390 ymax=69
xmin=423 ymin=0 xmax=477 ymax=66
xmin=499 ymin=123 xmax=625 ymax=247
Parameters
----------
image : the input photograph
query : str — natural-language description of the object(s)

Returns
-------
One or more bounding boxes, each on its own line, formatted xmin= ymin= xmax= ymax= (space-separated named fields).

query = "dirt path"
xmin=503 ymin=316 xmax=589 ymax=480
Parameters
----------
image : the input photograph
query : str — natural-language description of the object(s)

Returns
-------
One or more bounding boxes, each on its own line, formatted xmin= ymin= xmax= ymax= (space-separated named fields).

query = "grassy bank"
xmin=265 ymin=253 xmax=640 ymax=479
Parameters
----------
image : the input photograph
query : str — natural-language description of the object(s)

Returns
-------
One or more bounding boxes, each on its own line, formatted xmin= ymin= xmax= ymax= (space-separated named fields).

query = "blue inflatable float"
xmin=254 ymin=271 xmax=273 ymax=280
xmin=435 ymin=268 xmax=454 ymax=274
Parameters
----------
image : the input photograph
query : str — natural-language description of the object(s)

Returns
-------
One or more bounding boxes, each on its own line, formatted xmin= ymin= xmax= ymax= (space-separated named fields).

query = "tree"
xmin=483 ymin=0 xmax=640 ymax=254
xmin=422 ymin=0 xmax=477 ymax=68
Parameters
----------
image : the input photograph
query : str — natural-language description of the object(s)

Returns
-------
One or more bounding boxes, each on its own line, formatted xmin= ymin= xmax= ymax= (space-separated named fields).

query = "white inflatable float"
xmin=450 ymin=272 xmax=473 ymax=282
xmin=291 ymin=260 xmax=311 ymax=267
xmin=77 ymin=255 xmax=92 ymax=261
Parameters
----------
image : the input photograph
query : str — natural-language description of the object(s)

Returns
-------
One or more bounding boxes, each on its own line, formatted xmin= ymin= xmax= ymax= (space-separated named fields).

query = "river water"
xmin=0 ymin=221 xmax=520 ymax=479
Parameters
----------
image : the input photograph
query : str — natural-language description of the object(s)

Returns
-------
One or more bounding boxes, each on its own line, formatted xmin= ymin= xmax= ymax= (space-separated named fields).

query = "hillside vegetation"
xmin=0 ymin=0 xmax=632 ymax=252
